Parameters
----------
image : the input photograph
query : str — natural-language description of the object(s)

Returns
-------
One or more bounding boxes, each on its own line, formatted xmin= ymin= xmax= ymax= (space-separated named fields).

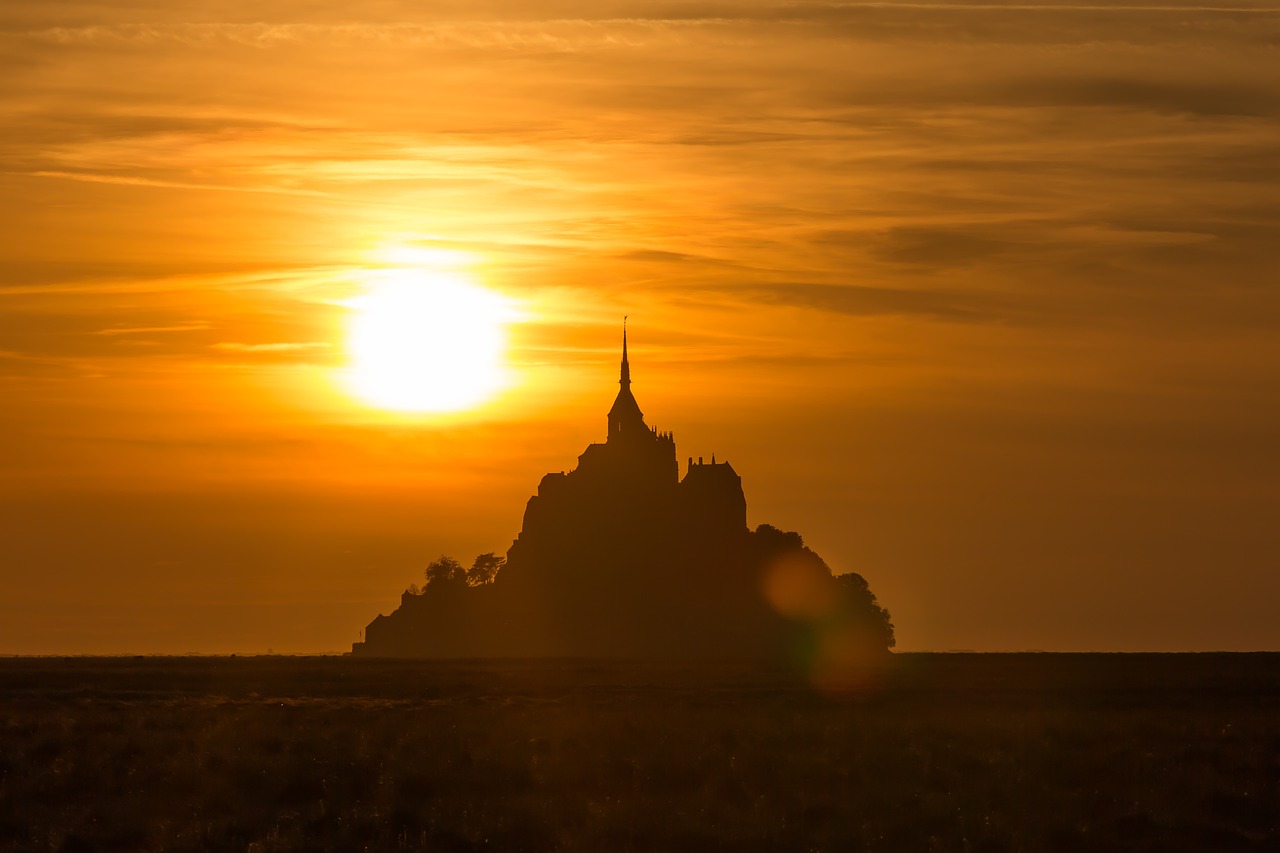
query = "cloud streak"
xmin=94 ymin=323 xmax=211 ymax=335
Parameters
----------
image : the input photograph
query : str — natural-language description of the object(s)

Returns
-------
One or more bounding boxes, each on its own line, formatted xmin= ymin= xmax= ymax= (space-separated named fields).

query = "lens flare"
xmin=762 ymin=553 xmax=834 ymax=620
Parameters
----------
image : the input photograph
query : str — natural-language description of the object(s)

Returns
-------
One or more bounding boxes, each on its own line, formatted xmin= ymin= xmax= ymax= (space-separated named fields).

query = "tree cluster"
xmin=753 ymin=524 xmax=895 ymax=651
xmin=405 ymin=552 xmax=506 ymax=595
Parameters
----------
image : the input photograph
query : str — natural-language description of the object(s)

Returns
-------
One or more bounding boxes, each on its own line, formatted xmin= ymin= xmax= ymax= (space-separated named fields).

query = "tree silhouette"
xmin=467 ymin=552 xmax=505 ymax=586
xmin=752 ymin=524 xmax=812 ymax=560
xmin=425 ymin=555 xmax=465 ymax=587
xmin=750 ymin=523 xmax=896 ymax=651
xmin=832 ymin=572 xmax=896 ymax=650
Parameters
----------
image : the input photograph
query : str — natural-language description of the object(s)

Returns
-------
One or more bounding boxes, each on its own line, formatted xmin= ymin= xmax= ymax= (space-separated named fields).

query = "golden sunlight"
xmin=344 ymin=269 xmax=514 ymax=413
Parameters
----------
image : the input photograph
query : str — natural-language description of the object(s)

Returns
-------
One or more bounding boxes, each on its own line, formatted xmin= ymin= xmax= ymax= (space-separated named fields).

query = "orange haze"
xmin=2 ymin=1 xmax=1279 ymax=653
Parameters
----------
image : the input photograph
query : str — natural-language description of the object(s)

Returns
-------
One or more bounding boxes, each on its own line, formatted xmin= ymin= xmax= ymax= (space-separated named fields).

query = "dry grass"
xmin=1 ymin=654 xmax=1276 ymax=852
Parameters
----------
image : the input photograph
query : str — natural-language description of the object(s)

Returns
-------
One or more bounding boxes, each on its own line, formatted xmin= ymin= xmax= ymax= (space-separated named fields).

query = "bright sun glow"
xmin=345 ymin=269 xmax=514 ymax=413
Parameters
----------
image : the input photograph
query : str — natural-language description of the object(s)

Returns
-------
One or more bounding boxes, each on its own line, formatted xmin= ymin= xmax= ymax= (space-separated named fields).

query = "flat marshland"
xmin=1 ymin=654 xmax=1276 ymax=852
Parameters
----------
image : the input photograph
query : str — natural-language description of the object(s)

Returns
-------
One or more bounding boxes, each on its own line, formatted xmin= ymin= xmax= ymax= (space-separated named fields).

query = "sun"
xmin=344 ymin=268 xmax=514 ymax=413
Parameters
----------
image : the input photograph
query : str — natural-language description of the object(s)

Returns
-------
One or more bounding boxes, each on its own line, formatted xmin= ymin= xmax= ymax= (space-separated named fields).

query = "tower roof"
xmin=609 ymin=386 xmax=644 ymax=421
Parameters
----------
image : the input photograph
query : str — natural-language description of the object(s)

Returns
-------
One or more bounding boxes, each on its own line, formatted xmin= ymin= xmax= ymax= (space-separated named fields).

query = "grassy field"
xmin=1 ymin=654 xmax=1276 ymax=852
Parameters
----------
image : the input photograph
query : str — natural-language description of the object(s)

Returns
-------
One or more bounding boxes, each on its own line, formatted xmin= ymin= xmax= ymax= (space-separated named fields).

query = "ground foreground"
xmin=1 ymin=654 xmax=1276 ymax=852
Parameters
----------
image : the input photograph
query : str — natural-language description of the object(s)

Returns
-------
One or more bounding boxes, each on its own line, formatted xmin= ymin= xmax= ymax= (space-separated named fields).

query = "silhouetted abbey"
xmin=353 ymin=327 xmax=893 ymax=661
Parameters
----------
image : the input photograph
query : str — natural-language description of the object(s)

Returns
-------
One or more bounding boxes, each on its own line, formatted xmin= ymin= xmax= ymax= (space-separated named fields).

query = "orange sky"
xmin=2 ymin=0 xmax=1279 ymax=653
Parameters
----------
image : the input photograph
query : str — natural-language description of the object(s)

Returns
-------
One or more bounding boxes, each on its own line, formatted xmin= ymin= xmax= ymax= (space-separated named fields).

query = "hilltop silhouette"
xmin=352 ymin=326 xmax=893 ymax=662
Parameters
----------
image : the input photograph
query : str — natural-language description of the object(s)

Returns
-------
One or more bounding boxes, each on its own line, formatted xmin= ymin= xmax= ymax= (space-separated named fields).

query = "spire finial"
xmin=620 ymin=316 xmax=630 ymax=387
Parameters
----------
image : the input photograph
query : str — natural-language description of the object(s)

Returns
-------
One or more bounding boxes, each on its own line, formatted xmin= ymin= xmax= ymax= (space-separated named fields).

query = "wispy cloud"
xmin=25 ymin=170 xmax=331 ymax=197
xmin=212 ymin=341 xmax=331 ymax=352
xmin=95 ymin=323 xmax=212 ymax=336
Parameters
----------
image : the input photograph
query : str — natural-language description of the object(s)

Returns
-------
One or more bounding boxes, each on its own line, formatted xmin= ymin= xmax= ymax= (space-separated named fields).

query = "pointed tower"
xmin=608 ymin=318 xmax=646 ymax=439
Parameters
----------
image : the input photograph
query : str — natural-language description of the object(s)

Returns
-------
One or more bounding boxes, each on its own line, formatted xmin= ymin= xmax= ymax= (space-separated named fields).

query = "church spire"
xmin=620 ymin=316 xmax=630 ymax=388
xmin=608 ymin=317 xmax=645 ymax=439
